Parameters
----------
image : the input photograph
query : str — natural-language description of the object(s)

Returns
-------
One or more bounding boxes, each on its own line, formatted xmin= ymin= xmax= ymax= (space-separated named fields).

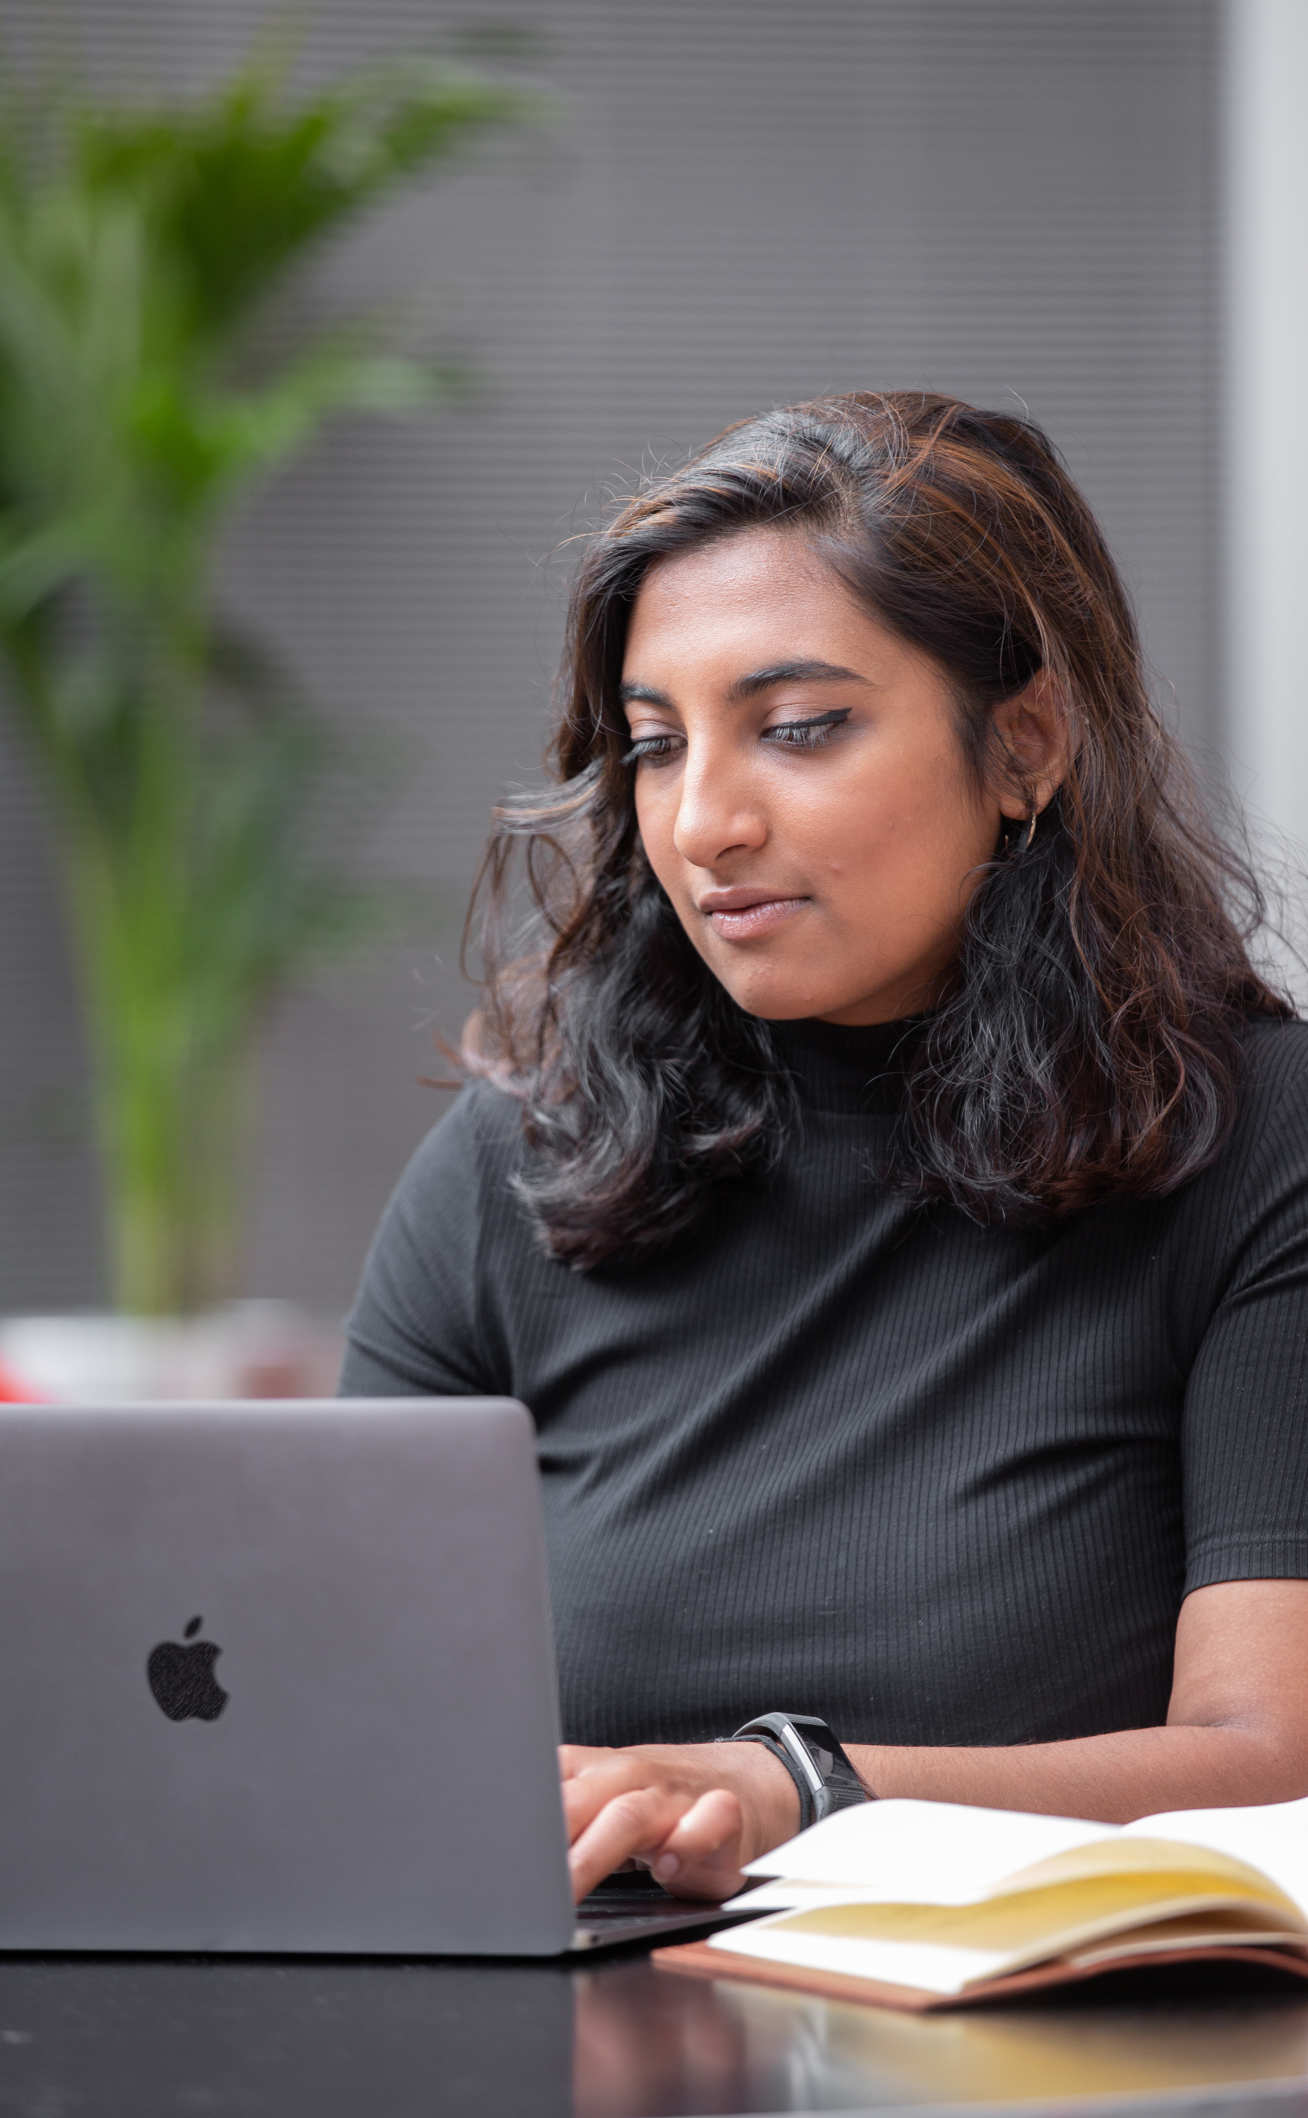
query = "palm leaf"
xmin=75 ymin=54 xmax=544 ymax=341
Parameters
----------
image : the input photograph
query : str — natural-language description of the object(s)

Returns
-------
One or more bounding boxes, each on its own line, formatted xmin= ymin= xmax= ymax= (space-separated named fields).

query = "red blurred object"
xmin=0 ymin=1359 xmax=41 ymax=1402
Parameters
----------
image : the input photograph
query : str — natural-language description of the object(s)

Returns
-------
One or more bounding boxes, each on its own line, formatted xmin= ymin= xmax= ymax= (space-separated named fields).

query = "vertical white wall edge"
xmin=1223 ymin=0 xmax=1308 ymax=1001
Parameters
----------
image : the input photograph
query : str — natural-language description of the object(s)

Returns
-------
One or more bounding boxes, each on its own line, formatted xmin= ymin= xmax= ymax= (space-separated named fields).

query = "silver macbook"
xmin=0 ymin=1396 xmax=747 ymax=1955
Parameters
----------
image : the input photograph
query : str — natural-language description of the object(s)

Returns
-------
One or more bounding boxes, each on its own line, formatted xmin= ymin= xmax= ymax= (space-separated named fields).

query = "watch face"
xmin=790 ymin=1717 xmax=841 ymax=1777
xmin=737 ymin=1715 xmax=866 ymax=1806
xmin=808 ymin=1735 xmax=838 ymax=1777
xmin=788 ymin=1718 xmax=869 ymax=1809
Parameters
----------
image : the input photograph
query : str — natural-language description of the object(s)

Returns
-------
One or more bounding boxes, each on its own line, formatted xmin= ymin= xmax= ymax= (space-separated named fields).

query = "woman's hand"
xmin=561 ymin=1740 xmax=802 ymax=1903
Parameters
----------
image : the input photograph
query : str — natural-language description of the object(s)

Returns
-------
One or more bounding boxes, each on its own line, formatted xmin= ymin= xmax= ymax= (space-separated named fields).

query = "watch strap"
xmin=728 ymin=1713 xmax=871 ymax=1827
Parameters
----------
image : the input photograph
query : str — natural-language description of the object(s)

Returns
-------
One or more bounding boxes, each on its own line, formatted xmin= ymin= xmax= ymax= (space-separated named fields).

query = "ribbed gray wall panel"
xmin=0 ymin=0 xmax=1220 ymax=1312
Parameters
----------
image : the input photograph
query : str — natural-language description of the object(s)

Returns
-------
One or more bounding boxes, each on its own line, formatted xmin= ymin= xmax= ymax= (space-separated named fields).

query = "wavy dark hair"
xmin=461 ymin=390 xmax=1289 ymax=1269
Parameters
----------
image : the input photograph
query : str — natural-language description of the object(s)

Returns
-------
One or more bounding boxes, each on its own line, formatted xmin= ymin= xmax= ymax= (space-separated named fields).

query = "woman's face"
xmin=620 ymin=527 xmax=1019 ymax=1026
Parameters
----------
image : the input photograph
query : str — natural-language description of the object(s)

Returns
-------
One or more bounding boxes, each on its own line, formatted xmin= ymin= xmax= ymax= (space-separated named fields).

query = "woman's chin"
xmin=714 ymin=972 xmax=839 ymax=1022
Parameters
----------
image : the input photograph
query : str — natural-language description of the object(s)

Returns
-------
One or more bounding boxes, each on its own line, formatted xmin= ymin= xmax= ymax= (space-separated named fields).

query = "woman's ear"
xmin=990 ymin=669 xmax=1069 ymax=822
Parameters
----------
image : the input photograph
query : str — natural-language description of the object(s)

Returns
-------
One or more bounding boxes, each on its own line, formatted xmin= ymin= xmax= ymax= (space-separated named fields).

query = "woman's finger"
xmin=647 ymin=1788 xmax=747 ymax=1896
xmin=561 ymin=1753 xmax=660 ymax=1839
xmin=567 ymin=1784 xmax=691 ymax=1902
xmin=558 ymin=1744 xmax=618 ymax=1778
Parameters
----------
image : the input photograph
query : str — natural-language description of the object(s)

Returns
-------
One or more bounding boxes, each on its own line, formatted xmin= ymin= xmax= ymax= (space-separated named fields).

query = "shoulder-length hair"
xmin=461 ymin=390 xmax=1289 ymax=1270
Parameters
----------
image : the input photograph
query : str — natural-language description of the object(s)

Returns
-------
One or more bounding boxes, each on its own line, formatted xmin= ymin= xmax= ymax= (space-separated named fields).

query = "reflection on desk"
xmin=805 ymin=1963 xmax=1308 ymax=2107
xmin=2 ymin=1952 xmax=1308 ymax=2117
xmin=574 ymin=1956 xmax=1308 ymax=2117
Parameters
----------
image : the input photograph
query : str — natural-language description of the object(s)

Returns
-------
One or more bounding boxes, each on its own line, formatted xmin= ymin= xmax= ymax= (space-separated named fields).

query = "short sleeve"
xmin=338 ymin=1082 xmax=517 ymax=1398
xmin=1181 ymin=1025 xmax=1308 ymax=1592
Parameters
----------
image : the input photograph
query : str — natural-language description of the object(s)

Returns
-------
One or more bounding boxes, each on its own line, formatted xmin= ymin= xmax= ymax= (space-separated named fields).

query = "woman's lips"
xmin=703 ymin=897 xmax=810 ymax=941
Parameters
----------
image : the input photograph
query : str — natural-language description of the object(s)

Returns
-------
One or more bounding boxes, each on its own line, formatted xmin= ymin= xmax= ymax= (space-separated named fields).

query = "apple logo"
xmin=146 ymin=1615 xmax=229 ymax=1723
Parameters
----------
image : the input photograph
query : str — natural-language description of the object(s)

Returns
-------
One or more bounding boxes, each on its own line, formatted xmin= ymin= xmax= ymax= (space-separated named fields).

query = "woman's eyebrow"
xmin=618 ymin=660 xmax=873 ymax=711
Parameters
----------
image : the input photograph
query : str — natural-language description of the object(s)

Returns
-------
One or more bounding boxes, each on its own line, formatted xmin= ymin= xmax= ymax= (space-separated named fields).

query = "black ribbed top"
xmin=341 ymin=1016 xmax=1308 ymax=1749
xmin=769 ymin=1014 xmax=925 ymax=1114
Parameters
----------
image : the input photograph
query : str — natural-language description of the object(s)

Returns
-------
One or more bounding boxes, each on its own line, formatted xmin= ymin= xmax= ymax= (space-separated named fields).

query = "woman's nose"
xmin=671 ymin=746 xmax=768 ymax=867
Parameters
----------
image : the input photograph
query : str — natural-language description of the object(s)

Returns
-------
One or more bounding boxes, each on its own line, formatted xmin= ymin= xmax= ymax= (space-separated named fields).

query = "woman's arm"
xmin=564 ymin=1578 xmax=1308 ymax=1901
xmin=338 ymin=1084 xmax=510 ymax=1399
xmin=846 ymin=1579 xmax=1308 ymax=1817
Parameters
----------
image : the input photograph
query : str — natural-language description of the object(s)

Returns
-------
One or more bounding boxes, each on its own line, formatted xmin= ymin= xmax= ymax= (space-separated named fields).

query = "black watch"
xmin=729 ymin=1712 xmax=872 ymax=1834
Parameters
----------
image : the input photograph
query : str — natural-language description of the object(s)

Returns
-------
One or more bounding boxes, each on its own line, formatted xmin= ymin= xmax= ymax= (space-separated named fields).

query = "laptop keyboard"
xmin=578 ymin=1884 xmax=686 ymax=1925
xmin=574 ymin=1876 xmax=762 ymax=1949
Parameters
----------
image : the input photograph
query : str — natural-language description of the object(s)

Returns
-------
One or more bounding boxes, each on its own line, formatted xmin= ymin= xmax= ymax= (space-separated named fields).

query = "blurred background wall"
xmin=0 ymin=0 xmax=1261 ymax=1318
xmin=1223 ymin=0 xmax=1308 ymax=992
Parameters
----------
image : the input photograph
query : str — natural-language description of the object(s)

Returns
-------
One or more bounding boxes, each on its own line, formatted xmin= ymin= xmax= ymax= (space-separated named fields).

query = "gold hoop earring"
xmin=1024 ymin=807 xmax=1039 ymax=851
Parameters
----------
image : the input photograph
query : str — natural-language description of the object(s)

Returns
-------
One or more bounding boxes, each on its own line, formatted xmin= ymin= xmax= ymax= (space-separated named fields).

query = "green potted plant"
xmin=0 ymin=45 xmax=538 ymax=1324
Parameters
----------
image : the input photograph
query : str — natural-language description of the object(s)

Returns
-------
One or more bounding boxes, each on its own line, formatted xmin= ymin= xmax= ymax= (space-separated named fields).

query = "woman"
xmin=341 ymin=391 xmax=1308 ymax=1905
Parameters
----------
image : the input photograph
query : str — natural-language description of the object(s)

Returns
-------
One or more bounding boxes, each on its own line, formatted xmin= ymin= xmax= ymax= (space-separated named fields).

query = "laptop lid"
xmin=0 ymin=1397 xmax=579 ymax=1954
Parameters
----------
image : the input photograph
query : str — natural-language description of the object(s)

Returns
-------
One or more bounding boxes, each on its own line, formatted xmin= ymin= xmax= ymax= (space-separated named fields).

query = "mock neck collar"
xmin=766 ymin=1014 xmax=928 ymax=1115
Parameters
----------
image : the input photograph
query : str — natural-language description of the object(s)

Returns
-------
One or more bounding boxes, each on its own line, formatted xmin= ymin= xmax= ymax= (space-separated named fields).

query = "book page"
xmin=1124 ymin=1796 xmax=1308 ymax=1918
xmin=743 ymin=1794 xmax=1308 ymax=1915
xmin=708 ymin=1914 xmax=1011 ymax=1998
xmin=712 ymin=1868 xmax=1296 ymax=1995
xmin=999 ymin=1836 xmax=1304 ymax=1922
xmin=742 ymin=1798 xmax=1118 ymax=1904
xmin=1069 ymin=1905 xmax=1308 ymax=1970
xmin=728 ymin=1840 xmax=1302 ymax=1923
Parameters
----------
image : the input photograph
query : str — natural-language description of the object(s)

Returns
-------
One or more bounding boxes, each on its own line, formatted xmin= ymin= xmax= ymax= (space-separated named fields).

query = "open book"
xmin=654 ymin=1795 xmax=1308 ymax=2011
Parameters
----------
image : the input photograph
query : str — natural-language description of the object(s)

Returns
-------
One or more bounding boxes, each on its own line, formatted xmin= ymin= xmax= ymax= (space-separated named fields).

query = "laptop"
xmin=0 ymin=1396 xmax=755 ymax=1955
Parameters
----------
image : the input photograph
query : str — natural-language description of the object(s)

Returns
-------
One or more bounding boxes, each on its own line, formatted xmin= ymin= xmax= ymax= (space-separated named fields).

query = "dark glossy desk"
xmin=2 ymin=1952 xmax=1308 ymax=2116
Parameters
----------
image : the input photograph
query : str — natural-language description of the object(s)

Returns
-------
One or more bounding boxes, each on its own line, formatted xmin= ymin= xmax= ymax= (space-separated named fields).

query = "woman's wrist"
xmin=715 ymin=1735 xmax=803 ymax=1851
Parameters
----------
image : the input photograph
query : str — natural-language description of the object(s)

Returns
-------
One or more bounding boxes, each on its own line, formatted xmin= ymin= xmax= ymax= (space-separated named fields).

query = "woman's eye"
xmin=622 ymin=710 xmax=850 ymax=767
xmin=767 ymin=710 xmax=851 ymax=750
xmin=621 ymin=733 xmax=680 ymax=766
